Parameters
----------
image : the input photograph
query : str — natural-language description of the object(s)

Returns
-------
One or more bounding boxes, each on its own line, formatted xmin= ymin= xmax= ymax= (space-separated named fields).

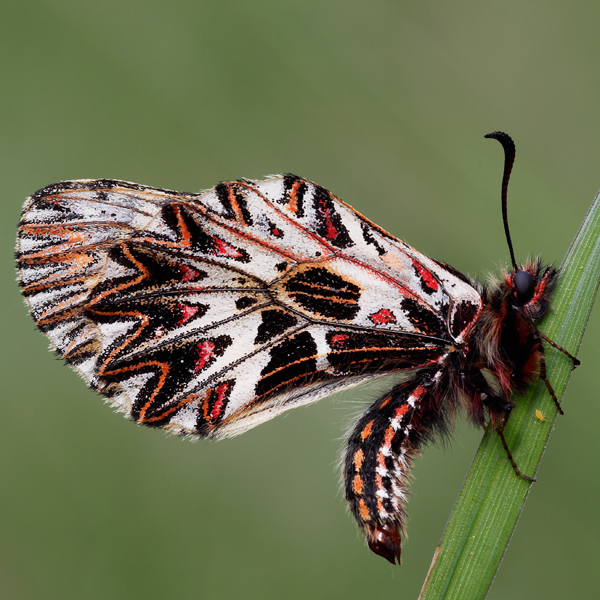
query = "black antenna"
xmin=484 ymin=131 xmax=517 ymax=271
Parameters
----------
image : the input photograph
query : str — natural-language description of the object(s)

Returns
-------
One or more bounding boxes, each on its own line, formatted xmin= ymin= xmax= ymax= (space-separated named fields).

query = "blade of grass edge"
xmin=418 ymin=188 xmax=600 ymax=600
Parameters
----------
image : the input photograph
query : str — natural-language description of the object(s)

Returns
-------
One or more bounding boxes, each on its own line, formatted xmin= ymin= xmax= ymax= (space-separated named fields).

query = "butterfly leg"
xmin=536 ymin=332 xmax=581 ymax=415
xmin=538 ymin=332 xmax=580 ymax=368
xmin=478 ymin=374 xmax=537 ymax=482
xmin=536 ymin=352 xmax=564 ymax=415
xmin=495 ymin=406 xmax=537 ymax=483
xmin=343 ymin=368 xmax=446 ymax=565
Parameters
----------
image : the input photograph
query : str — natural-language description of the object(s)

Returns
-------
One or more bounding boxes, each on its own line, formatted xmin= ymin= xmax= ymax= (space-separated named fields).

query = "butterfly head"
xmin=508 ymin=261 xmax=557 ymax=320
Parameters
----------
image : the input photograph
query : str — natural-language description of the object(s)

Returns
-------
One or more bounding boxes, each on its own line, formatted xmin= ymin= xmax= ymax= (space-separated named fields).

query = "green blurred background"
xmin=1 ymin=1 xmax=599 ymax=598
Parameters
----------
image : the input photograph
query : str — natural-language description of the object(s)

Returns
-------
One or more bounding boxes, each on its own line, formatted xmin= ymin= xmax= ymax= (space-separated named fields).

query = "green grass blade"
xmin=418 ymin=189 xmax=600 ymax=600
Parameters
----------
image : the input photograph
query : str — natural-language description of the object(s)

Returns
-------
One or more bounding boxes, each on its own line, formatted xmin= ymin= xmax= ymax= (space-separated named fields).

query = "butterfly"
xmin=16 ymin=132 xmax=577 ymax=564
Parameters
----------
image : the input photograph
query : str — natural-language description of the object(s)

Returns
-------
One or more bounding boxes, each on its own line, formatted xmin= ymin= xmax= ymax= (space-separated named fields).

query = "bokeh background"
xmin=1 ymin=2 xmax=599 ymax=599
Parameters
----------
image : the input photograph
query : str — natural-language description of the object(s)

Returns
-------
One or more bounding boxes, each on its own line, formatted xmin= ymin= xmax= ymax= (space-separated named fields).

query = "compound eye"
xmin=514 ymin=270 xmax=535 ymax=304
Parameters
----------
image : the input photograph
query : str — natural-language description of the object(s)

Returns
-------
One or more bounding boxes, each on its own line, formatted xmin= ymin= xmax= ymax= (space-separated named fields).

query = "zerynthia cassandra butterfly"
xmin=16 ymin=132 xmax=578 ymax=564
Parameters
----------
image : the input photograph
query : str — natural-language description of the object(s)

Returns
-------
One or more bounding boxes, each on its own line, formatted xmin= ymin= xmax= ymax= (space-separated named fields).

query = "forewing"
xmin=16 ymin=177 xmax=477 ymax=438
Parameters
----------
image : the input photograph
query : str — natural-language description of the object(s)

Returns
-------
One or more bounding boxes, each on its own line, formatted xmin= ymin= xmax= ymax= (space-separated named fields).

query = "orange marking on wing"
xmin=20 ymin=244 xmax=108 ymax=266
xmin=251 ymin=349 xmax=324 ymax=400
xmin=136 ymin=361 xmax=175 ymax=423
xmin=324 ymin=351 xmax=442 ymax=373
xmin=20 ymin=221 xmax=131 ymax=236
xmin=287 ymin=180 xmax=304 ymax=214
xmin=63 ymin=327 xmax=96 ymax=356
xmin=142 ymin=402 xmax=185 ymax=422
xmin=252 ymin=368 xmax=319 ymax=400
xmin=226 ymin=185 xmax=248 ymax=226
xmin=230 ymin=181 xmax=335 ymax=259
xmin=360 ymin=420 xmax=374 ymax=441
xmin=380 ymin=396 xmax=391 ymax=408
xmin=20 ymin=224 xmax=87 ymax=247
xmin=89 ymin=244 xmax=149 ymax=305
xmin=172 ymin=205 xmax=193 ymax=250
xmin=202 ymin=388 xmax=215 ymax=421
xmin=34 ymin=304 xmax=88 ymax=326
xmin=19 ymin=223 xmax=132 ymax=260
xmin=82 ymin=245 xmax=153 ymax=373
xmin=20 ymin=242 xmax=107 ymax=262
xmin=381 ymin=251 xmax=406 ymax=273
xmin=202 ymin=388 xmax=214 ymax=421
xmin=292 ymin=293 xmax=358 ymax=308
xmin=127 ymin=366 xmax=212 ymax=424
xmin=222 ymin=359 xmax=326 ymax=419
xmin=151 ymin=179 xmax=333 ymax=263
xmin=329 ymin=346 xmax=439 ymax=356
xmin=134 ymin=229 xmax=243 ymax=260
xmin=143 ymin=397 xmax=203 ymax=423
xmin=35 ymin=291 xmax=92 ymax=322
xmin=22 ymin=261 xmax=99 ymax=294
xmin=93 ymin=310 xmax=150 ymax=376
xmin=99 ymin=359 xmax=170 ymax=423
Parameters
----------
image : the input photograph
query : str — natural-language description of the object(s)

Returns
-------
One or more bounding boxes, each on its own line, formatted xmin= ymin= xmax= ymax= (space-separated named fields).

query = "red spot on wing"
xmin=318 ymin=199 xmax=339 ymax=239
xmin=331 ymin=333 xmax=349 ymax=346
xmin=179 ymin=264 xmax=202 ymax=282
xmin=369 ymin=309 xmax=396 ymax=325
xmin=178 ymin=303 xmax=199 ymax=325
xmin=213 ymin=237 xmax=243 ymax=258
xmin=195 ymin=340 xmax=216 ymax=372
xmin=412 ymin=259 xmax=438 ymax=292
xmin=210 ymin=383 xmax=230 ymax=420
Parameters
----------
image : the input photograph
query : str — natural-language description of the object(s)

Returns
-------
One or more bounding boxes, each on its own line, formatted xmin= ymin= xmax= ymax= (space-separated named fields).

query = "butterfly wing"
xmin=16 ymin=176 xmax=481 ymax=438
